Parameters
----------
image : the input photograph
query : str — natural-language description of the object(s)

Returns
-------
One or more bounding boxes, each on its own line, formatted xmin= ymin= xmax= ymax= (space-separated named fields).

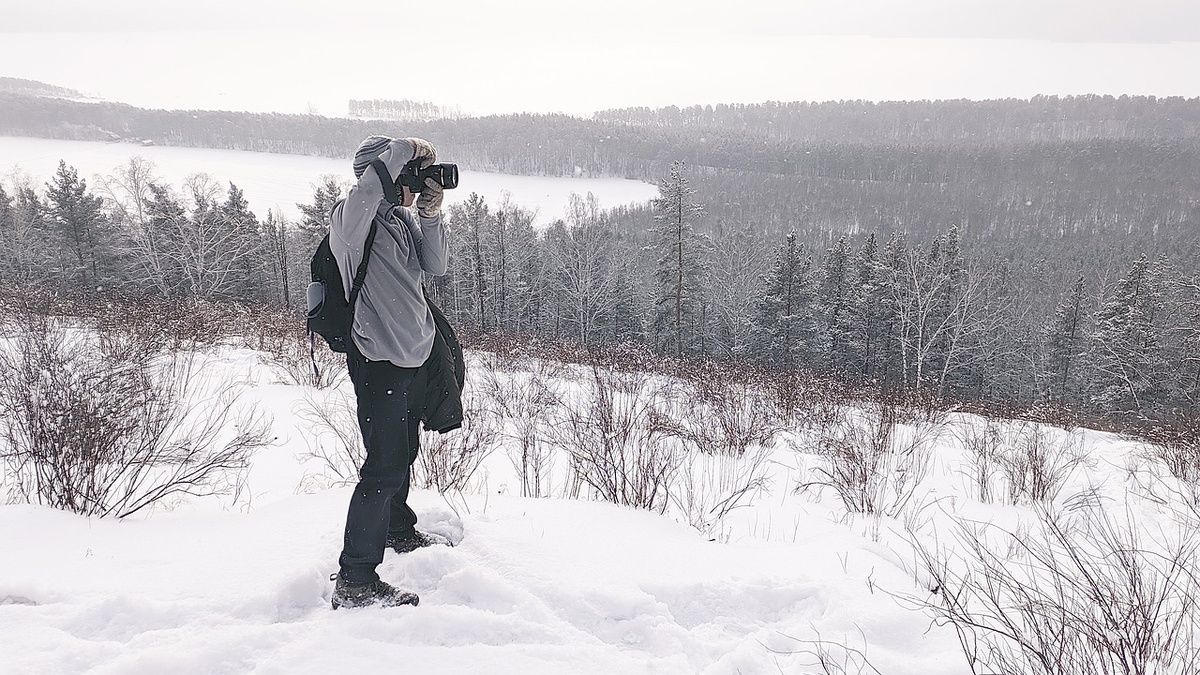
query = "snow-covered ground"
xmin=0 ymin=341 xmax=1191 ymax=674
xmin=0 ymin=136 xmax=659 ymax=227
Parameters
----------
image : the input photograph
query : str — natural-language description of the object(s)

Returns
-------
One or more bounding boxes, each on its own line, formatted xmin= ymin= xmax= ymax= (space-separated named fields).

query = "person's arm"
xmin=329 ymin=138 xmax=423 ymax=297
xmin=416 ymin=210 xmax=449 ymax=276
xmin=413 ymin=171 xmax=449 ymax=275
xmin=331 ymin=139 xmax=416 ymax=252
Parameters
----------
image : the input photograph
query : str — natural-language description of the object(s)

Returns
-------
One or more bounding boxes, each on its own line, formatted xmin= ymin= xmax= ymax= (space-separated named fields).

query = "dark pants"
xmin=338 ymin=346 xmax=423 ymax=584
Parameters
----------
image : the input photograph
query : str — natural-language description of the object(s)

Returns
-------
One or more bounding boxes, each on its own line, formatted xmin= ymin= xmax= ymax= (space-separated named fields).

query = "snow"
xmin=0 ymin=136 xmax=659 ymax=227
xmin=0 ymin=341 xmax=1187 ymax=674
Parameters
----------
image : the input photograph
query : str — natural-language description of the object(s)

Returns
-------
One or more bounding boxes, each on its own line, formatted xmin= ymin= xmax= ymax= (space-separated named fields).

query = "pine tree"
xmin=752 ymin=232 xmax=816 ymax=368
xmin=446 ymin=193 xmax=493 ymax=331
xmin=1045 ymin=275 xmax=1087 ymax=403
xmin=650 ymin=161 xmax=707 ymax=358
xmin=141 ymin=183 xmax=188 ymax=296
xmin=488 ymin=199 xmax=542 ymax=334
xmin=1087 ymin=255 xmax=1165 ymax=415
xmin=218 ymin=182 xmax=268 ymax=301
xmin=819 ymin=235 xmax=858 ymax=373
xmin=45 ymin=160 xmax=111 ymax=288
xmin=0 ymin=184 xmax=14 ymax=234
xmin=297 ymin=175 xmax=344 ymax=241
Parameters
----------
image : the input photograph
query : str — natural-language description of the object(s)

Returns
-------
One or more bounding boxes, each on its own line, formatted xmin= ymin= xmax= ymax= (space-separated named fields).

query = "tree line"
xmin=3 ymin=91 xmax=1198 ymax=259
xmin=4 ymin=156 xmax=1193 ymax=429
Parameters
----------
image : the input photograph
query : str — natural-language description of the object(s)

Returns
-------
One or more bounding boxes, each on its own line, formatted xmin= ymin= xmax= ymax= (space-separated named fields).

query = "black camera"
xmin=397 ymin=159 xmax=459 ymax=193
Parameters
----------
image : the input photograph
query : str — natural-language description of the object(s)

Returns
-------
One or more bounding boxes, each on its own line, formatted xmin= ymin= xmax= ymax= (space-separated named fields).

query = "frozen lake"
xmin=0 ymin=136 xmax=659 ymax=226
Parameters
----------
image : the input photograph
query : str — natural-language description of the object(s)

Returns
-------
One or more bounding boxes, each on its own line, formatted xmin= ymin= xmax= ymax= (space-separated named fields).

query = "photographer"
xmin=328 ymin=135 xmax=452 ymax=609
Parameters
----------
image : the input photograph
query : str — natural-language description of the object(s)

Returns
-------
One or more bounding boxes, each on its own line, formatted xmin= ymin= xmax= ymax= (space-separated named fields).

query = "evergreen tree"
xmin=1045 ymin=275 xmax=1087 ymax=403
xmin=446 ymin=193 xmax=493 ymax=331
xmin=139 ymin=183 xmax=188 ymax=296
xmin=218 ymin=182 xmax=268 ymax=301
xmin=852 ymin=234 xmax=889 ymax=379
xmin=818 ymin=235 xmax=857 ymax=373
xmin=297 ymin=175 xmax=344 ymax=241
xmin=0 ymin=184 xmax=14 ymax=234
xmin=752 ymin=232 xmax=816 ymax=368
xmin=488 ymin=199 xmax=542 ymax=334
xmin=1087 ymin=255 xmax=1166 ymax=415
xmin=650 ymin=161 xmax=707 ymax=358
xmin=45 ymin=160 xmax=112 ymax=288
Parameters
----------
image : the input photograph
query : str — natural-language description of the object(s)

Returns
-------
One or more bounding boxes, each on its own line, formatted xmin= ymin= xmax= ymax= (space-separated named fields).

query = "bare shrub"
xmin=1132 ymin=414 xmax=1200 ymax=490
xmin=553 ymin=364 xmax=681 ymax=512
xmin=475 ymin=359 xmax=561 ymax=497
xmin=766 ymin=368 xmax=845 ymax=431
xmin=908 ymin=501 xmax=1200 ymax=675
xmin=955 ymin=418 xmax=1004 ymax=503
xmin=413 ymin=393 xmax=498 ymax=494
xmin=264 ymin=327 xmax=348 ymax=390
xmin=296 ymin=385 xmax=495 ymax=495
xmin=656 ymin=373 xmax=785 ymax=457
xmin=670 ymin=444 xmax=773 ymax=538
xmin=0 ymin=315 xmax=271 ymax=517
xmin=996 ymin=422 xmax=1088 ymax=504
xmin=295 ymin=389 xmax=363 ymax=487
xmin=770 ymin=628 xmax=883 ymax=675
xmin=800 ymin=401 xmax=940 ymax=517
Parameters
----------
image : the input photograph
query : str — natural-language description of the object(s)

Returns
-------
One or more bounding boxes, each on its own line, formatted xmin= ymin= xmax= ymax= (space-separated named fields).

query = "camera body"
xmin=397 ymin=159 xmax=459 ymax=194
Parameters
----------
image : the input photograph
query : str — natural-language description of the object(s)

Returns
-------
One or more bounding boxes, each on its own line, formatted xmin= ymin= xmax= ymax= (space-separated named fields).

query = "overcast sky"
xmin=2 ymin=0 xmax=1198 ymax=116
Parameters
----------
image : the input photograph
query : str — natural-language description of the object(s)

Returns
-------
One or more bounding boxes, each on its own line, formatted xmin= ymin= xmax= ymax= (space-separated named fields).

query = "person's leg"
xmin=386 ymin=413 xmax=423 ymax=539
xmin=338 ymin=349 xmax=418 ymax=584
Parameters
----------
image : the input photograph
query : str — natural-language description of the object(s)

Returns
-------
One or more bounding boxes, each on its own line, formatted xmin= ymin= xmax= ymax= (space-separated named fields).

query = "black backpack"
xmin=306 ymin=158 xmax=399 ymax=354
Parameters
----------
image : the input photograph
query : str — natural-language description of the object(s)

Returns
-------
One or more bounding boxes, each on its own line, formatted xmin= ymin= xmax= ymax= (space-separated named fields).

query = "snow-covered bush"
xmin=655 ymin=370 xmax=785 ymax=457
xmin=801 ymin=401 xmax=941 ymax=517
xmin=263 ymin=326 xmax=347 ymax=390
xmin=996 ymin=422 xmax=1089 ymax=504
xmin=909 ymin=501 xmax=1200 ymax=675
xmin=414 ymin=391 xmax=499 ymax=494
xmin=553 ymin=365 xmax=681 ymax=512
xmin=475 ymin=358 xmax=561 ymax=497
xmin=295 ymin=389 xmax=363 ymax=487
xmin=0 ymin=314 xmax=271 ymax=517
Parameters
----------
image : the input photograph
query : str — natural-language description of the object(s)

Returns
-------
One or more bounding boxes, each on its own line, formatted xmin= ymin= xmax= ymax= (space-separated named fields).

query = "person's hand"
xmin=406 ymin=137 xmax=437 ymax=169
xmin=415 ymin=177 xmax=444 ymax=219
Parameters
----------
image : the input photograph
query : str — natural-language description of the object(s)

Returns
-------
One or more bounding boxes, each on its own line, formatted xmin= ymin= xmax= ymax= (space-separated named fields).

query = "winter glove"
xmin=406 ymin=137 xmax=437 ymax=169
xmin=415 ymin=177 xmax=444 ymax=219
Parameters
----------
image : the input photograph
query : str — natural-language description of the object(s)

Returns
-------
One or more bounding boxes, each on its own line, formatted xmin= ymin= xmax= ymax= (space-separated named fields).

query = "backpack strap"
xmin=349 ymin=157 xmax=396 ymax=308
xmin=370 ymin=157 xmax=402 ymax=206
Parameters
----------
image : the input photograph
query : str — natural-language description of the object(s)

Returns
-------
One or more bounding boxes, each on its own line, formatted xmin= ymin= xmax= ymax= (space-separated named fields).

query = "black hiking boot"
xmin=331 ymin=575 xmax=419 ymax=610
xmin=386 ymin=530 xmax=453 ymax=554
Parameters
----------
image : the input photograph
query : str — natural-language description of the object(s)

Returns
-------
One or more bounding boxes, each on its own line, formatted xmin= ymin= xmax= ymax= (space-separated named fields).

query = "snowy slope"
xmin=2 ymin=341 xmax=1183 ymax=674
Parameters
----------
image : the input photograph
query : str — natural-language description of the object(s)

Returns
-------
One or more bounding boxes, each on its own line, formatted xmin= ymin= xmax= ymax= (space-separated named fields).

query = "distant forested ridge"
xmin=2 ymin=91 xmax=1198 ymax=251
xmin=348 ymin=98 xmax=463 ymax=121
xmin=0 ymin=77 xmax=87 ymax=99
xmin=2 ymin=90 xmax=1199 ymax=428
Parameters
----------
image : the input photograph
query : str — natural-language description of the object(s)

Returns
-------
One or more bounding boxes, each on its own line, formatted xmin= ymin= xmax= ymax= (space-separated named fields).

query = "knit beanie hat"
xmin=352 ymin=135 xmax=393 ymax=178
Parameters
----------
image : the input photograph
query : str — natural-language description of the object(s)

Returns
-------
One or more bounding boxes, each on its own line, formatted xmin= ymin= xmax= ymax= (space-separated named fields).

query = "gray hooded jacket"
xmin=329 ymin=138 xmax=449 ymax=368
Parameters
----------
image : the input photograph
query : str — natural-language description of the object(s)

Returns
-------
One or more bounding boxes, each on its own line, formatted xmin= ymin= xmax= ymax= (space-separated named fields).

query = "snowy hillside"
xmin=2 ymin=330 xmax=1198 ymax=674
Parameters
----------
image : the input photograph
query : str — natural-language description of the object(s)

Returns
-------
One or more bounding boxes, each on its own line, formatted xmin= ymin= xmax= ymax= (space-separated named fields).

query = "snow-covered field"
xmin=0 ymin=136 xmax=659 ymax=227
xmin=3 ymin=335 xmax=1192 ymax=674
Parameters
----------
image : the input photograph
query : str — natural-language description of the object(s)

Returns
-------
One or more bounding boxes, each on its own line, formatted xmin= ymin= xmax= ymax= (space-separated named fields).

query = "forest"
xmin=0 ymin=88 xmax=1197 ymax=434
